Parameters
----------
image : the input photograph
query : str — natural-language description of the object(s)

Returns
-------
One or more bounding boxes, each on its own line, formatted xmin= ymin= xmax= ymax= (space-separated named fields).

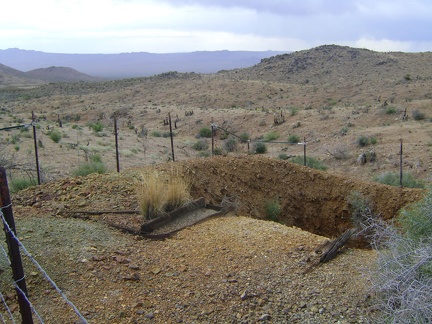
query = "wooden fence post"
xmin=32 ymin=112 xmax=41 ymax=185
xmin=0 ymin=167 xmax=34 ymax=323
xmin=399 ymin=139 xmax=403 ymax=187
xmin=168 ymin=113 xmax=175 ymax=162
xmin=303 ymin=137 xmax=307 ymax=166
xmin=114 ymin=116 xmax=120 ymax=172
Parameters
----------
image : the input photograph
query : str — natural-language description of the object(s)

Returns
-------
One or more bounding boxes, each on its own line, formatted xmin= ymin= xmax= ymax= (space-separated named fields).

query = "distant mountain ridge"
xmin=0 ymin=48 xmax=289 ymax=79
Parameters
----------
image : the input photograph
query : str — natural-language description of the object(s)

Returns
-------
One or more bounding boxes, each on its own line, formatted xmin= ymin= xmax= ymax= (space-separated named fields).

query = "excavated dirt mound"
xmin=13 ymin=155 xmax=423 ymax=240
xmin=7 ymin=155 xmax=424 ymax=323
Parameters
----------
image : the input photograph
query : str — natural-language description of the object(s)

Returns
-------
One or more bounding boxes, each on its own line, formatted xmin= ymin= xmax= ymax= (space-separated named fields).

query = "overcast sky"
xmin=1 ymin=0 xmax=431 ymax=54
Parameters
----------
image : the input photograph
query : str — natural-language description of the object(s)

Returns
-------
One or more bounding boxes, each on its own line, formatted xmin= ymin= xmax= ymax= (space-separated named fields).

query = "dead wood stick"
xmin=69 ymin=210 xmax=140 ymax=215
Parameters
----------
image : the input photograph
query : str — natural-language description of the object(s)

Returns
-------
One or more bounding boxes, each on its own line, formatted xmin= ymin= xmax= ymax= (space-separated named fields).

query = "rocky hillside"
xmin=25 ymin=66 xmax=100 ymax=82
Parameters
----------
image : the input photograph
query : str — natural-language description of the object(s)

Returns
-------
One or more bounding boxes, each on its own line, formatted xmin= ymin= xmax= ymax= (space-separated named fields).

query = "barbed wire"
xmin=0 ymin=291 xmax=15 ymax=324
xmin=0 ymin=209 xmax=89 ymax=324
xmin=12 ymin=284 xmax=43 ymax=323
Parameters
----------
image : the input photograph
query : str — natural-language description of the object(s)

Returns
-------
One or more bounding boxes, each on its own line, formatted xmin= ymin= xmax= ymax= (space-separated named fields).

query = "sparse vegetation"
xmin=385 ymin=107 xmax=396 ymax=114
xmin=412 ymin=109 xmax=426 ymax=120
xmin=287 ymin=134 xmax=300 ymax=144
xmin=290 ymin=156 xmax=328 ymax=170
xmin=263 ymin=131 xmax=279 ymax=142
xmin=90 ymin=121 xmax=104 ymax=133
xmin=48 ymin=129 xmax=62 ymax=143
xmin=223 ymin=137 xmax=238 ymax=152
xmin=356 ymin=135 xmax=369 ymax=147
xmin=252 ymin=142 xmax=267 ymax=154
xmin=192 ymin=139 xmax=209 ymax=151
xmin=374 ymin=171 xmax=424 ymax=188
xmin=72 ymin=155 xmax=107 ymax=176
xmin=198 ymin=127 xmax=212 ymax=138
xmin=264 ymin=198 xmax=281 ymax=221
xmin=9 ymin=177 xmax=37 ymax=193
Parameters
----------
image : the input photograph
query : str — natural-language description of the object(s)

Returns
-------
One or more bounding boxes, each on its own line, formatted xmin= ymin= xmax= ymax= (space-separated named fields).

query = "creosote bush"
xmin=72 ymin=155 xmax=107 ymax=177
xmin=263 ymin=131 xmax=279 ymax=142
xmin=9 ymin=177 xmax=37 ymax=193
xmin=287 ymin=134 xmax=300 ymax=144
xmin=136 ymin=167 xmax=191 ymax=220
xmin=192 ymin=139 xmax=209 ymax=151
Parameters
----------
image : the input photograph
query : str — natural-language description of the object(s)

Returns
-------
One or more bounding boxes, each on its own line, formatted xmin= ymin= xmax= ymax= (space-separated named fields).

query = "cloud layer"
xmin=1 ymin=0 xmax=431 ymax=53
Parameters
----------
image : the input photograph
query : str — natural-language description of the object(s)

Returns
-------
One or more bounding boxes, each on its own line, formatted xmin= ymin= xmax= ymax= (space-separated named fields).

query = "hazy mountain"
xmin=26 ymin=66 xmax=100 ymax=82
xmin=0 ymin=48 xmax=289 ymax=79
xmin=0 ymin=63 xmax=44 ymax=87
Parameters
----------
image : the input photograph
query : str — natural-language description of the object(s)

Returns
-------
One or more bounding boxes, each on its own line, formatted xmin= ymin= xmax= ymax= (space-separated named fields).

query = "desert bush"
xmin=239 ymin=132 xmax=250 ymax=143
xmin=385 ymin=107 xmax=396 ymax=114
xmin=278 ymin=153 xmax=289 ymax=160
xmin=374 ymin=171 xmax=424 ymax=189
xmin=264 ymin=198 xmax=281 ymax=221
xmin=412 ymin=109 xmax=426 ymax=120
xmin=48 ymin=129 xmax=62 ymax=143
xmin=289 ymin=106 xmax=299 ymax=116
xmin=192 ymin=139 xmax=209 ymax=151
xmin=9 ymin=177 xmax=37 ymax=193
xmin=253 ymin=142 xmax=267 ymax=154
xmin=263 ymin=131 xmax=279 ymax=142
xmin=72 ymin=159 xmax=107 ymax=177
xmin=370 ymin=136 xmax=378 ymax=145
xmin=151 ymin=130 xmax=162 ymax=137
xmin=136 ymin=168 xmax=191 ymax=219
xmin=356 ymin=135 xmax=369 ymax=147
xmin=363 ymin=189 xmax=432 ymax=323
xmin=223 ymin=137 xmax=238 ymax=152
xmin=198 ymin=127 xmax=212 ymax=138
xmin=90 ymin=121 xmax=104 ymax=133
xmin=290 ymin=156 xmax=328 ymax=171
xmin=287 ymin=134 xmax=300 ymax=144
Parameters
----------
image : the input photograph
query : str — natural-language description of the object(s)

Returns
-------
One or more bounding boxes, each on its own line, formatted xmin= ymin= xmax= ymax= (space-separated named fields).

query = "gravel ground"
xmin=2 ymin=212 xmax=376 ymax=323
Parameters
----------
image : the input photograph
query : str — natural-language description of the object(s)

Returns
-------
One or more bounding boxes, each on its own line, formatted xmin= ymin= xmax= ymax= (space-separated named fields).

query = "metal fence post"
xmin=168 ymin=113 xmax=175 ymax=162
xmin=114 ymin=116 xmax=120 ymax=172
xmin=32 ymin=112 xmax=41 ymax=185
xmin=399 ymin=139 xmax=403 ymax=187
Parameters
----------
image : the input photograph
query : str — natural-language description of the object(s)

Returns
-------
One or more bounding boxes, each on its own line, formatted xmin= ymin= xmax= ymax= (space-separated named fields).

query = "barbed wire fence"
xmin=0 ymin=167 xmax=88 ymax=324
xmin=0 ymin=112 xmax=408 ymax=189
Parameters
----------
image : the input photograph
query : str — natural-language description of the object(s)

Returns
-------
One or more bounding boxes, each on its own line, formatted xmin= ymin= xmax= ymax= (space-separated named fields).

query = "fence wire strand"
xmin=0 ymin=292 xmax=15 ymax=324
xmin=0 ymin=209 xmax=88 ymax=324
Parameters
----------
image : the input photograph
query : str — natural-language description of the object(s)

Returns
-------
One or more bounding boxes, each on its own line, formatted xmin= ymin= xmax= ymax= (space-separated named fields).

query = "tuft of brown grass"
xmin=136 ymin=166 xmax=191 ymax=220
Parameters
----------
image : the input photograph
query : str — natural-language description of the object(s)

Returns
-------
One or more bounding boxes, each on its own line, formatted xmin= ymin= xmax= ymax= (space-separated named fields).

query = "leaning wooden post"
xmin=32 ymin=111 xmax=41 ymax=185
xmin=399 ymin=138 xmax=403 ymax=187
xmin=114 ymin=115 xmax=120 ymax=172
xmin=168 ymin=113 xmax=175 ymax=162
xmin=0 ymin=167 xmax=34 ymax=324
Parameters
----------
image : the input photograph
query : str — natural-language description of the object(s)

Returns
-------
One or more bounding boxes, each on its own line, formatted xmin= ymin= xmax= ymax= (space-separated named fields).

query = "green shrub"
xmin=72 ymin=162 xmax=107 ymax=176
xmin=374 ymin=171 xmax=424 ymax=188
xmin=412 ymin=109 xmax=426 ymax=120
xmin=289 ymin=106 xmax=299 ymax=116
xmin=10 ymin=177 xmax=37 ymax=193
xmin=287 ymin=134 xmax=300 ymax=144
xmin=386 ymin=107 xmax=396 ymax=114
xmin=213 ymin=147 xmax=224 ymax=156
xmin=253 ymin=142 xmax=267 ymax=154
xmin=151 ymin=130 xmax=162 ymax=137
xmin=370 ymin=136 xmax=378 ymax=145
xmin=192 ymin=139 xmax=209 ymax=151
xmin=223 ymin=137 xmax=238 ymax=152
xmin=278 ymin=153 xmax=289 ymax=160
xmin=356 ymin=135 xmax=369 ymax=147
xmin=48 ymin=129 xmax=62 ymax=143
xmin=290 ymin=156 xmax=328 ymax=171
xmin=198 ymin=127 xmax=212 ymax=138
xmin=264 ymin=198 xmax=281 ymax=221
xmin=90 ymin=121 xmax=104 ymax=133
xmin=263 ymin=131 xmax=279 ymax=142
xmin=239 ymin=132 xmax=250 ymax=143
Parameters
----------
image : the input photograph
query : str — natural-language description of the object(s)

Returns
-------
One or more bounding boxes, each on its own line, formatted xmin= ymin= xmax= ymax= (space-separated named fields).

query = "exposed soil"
xmin=2 ymin=155 xmax=424 ymax=323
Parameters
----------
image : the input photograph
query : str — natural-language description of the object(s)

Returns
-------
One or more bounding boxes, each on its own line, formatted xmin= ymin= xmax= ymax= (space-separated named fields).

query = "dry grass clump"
xmin=136 ymin=166 xmax=191 ymax=219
